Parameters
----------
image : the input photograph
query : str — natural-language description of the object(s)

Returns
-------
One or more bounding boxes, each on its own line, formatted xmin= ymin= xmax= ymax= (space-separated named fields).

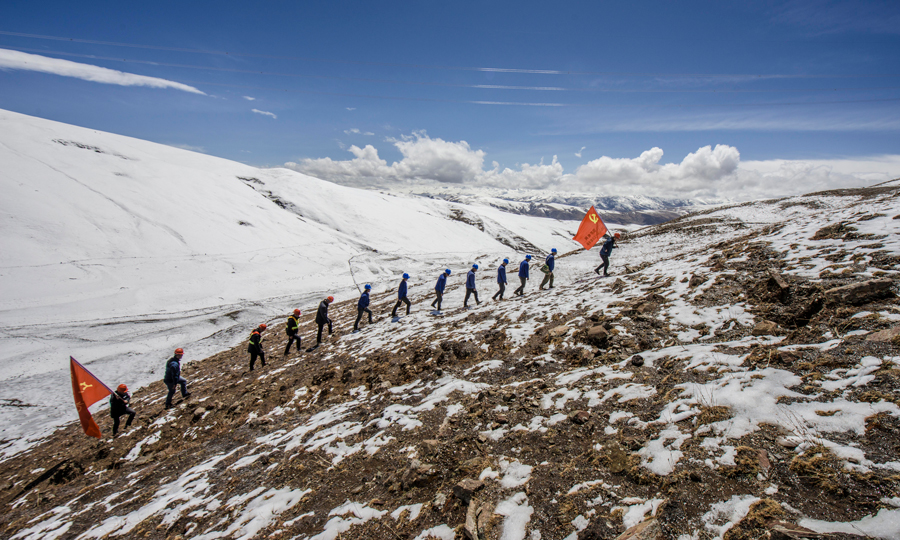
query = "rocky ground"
xmin=1 ymin=184 xmax=899 ymax=540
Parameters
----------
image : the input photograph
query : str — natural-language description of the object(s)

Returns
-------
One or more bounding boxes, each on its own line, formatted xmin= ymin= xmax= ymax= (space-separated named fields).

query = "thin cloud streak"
xmin=251 ymin=109 xmax=277 ymax=119
xmin=0 ymin=48 xmax=205 ymax=94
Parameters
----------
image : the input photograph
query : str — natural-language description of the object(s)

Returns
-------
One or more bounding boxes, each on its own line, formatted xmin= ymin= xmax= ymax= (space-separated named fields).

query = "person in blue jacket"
xmin=595 ymin=232 xmax=621 ymax=276
xmin=431 ymin=269 xmax=450 ymax=312
xmin=513 ymin=255 xmax=532 ymax=296
xmin=464 ymin=264 xmax=481 ymax=308
xmin=354 ymin=284 xmax=374 ymax=331
xmin=540 ymin=248 xmax=558 ymax=290
xmin=392 ymin=273 xmax=411 ymax=318
xmin=163 ymin=348 xmax=190 ymax=409
xmin=492 ymin=259 xmax=509 ymax=300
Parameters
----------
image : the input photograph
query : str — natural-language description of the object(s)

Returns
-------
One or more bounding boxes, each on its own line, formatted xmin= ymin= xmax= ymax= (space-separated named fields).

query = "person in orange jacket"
xmin=248 ymin=323 xmax=267 ymax=371
xmin=110 ymin=383 xmax=135 ymax=436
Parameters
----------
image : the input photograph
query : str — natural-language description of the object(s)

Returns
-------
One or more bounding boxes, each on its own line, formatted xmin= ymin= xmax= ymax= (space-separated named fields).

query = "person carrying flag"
xmin=164 ymin=348 xmax=190 ymax=409
xmin=354 ymin=284 xmax=374 ymax=332
xmin=392 ymin=273 xmax=411 ymax=318
xmin=284 ymin=309 xmax=302 ymax=356
xmin=493 ymin=259 xmax=509 ymax=300
xmin=432 ymin=269 xmax=450 ymax=313
xmin=248 ymin=323 xmax=267 ymax=371
xmin=514 ymin=255 xmax=532 ymax=296
xmin=540 ymin=248 xmax=558 ymax=290
xmin=464 ymin=264 xmax=481 ymax=308
xmin=308 ymin=296 xmax=334 ymax=351
xmin=110 ymin=383 xmax=135 ymax=436
xmin=595 ymin=232 xmax=621 ymax=276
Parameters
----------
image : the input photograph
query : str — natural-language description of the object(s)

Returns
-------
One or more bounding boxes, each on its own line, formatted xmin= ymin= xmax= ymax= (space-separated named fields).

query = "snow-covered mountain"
xmin=0 ymin=109 xmax=607 ymax=458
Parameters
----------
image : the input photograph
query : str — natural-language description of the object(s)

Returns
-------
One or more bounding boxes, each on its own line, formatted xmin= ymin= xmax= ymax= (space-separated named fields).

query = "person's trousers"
xmin=514 ymin=277 xmax=527 ymax=295
xmin=392 ymin=297 xmax=411 ymax=317
xmin=464 ymin=288 xmax=479 ymax=307
xmin=354 ymin=307 xmax=373 ymax=330
xmin=316 ymin=321 xmax=333 ymax=344
xmin=112 ymin=408 xmax=136 ymax=435
xmin=284 ymin=334 xmax=301 ymax=355
xmin=596 ymin=254 xmax=610 ymax=275
xmin=493 ymin=283 xmax=506 ymax=300
xmin=540 ymin=272 xmax=554 ymax=289
xmin=250 ymin=349 xmax=266 ymax=370
xmin=165 ymin=377 xmax=188 ymax=408
xmin=431 ymin=291 xmax=443 ymax=311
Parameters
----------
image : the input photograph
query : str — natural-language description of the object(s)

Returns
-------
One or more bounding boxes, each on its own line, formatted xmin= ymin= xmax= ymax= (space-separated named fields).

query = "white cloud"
xmin=575 ymin=146 xmax=586 ymax=158
xmin=251 ymin=109 xmax=277 ymax=119
xmin=346 ymin=107 xmax=356 ymax=111
xmin=344 ymin=128 xmax=374 ymax=136
xmin=0 ymin=48 xmax=205 ymax=95
xmin=285 ymin=132 xmax=900 ymax=200
xmin=243 ymin=96 xmax=256 ymax=101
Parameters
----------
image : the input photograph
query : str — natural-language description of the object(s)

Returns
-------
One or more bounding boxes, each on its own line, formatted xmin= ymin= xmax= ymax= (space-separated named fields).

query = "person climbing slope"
xmin=307 ymin=296 xmax=334 ymax=351
xmin=595 ymin=232 xmax=621 ymax=276
xmin=540 ymin=248 xmax=558 ymax=290
xmin=354 ymin=284 xmax=374 ymax=332
xmin=432 ymin=269 xmax=450 ymax=313
xmin=464 ymin=264 xmax=481 ymax=308
xmin=109 ymin=383 xmax=135 ymax=437
xmin=284 ymin=309 xmax=302 ymax=356
xmin=392 ymin=273 xmax=411 ymax=319
xmin=163 ymin=348 xmax=190 ymax=409
xmin=493 ymin=259 xmax=509 ymax=300
xmin=513 ymin=255 xmax=532 ymax=296
xmin=248 ymin=323 xmax=267 ymax=371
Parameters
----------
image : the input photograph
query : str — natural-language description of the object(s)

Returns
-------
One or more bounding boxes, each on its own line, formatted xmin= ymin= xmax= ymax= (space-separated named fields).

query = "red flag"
xmin=70 ymin=357 xmax=113 ymax=438
xmin=572 ymin=206 xmax=609 ymax=250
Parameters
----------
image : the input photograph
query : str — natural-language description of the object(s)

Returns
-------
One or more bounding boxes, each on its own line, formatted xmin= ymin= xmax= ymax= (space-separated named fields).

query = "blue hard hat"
xmin=525 ymin=254 xmax=532 ymax=260
xmin=364 ymin=284 xmax=371 ymax=290
xmin=402 ymin=273 xmax=410 ymax=279
xmin=445 ymin=269 xmax=451 ymax=275
xmin=472 ymin=264 xmax=478 ymax=270
xmin=503 ymin=258 xmax=509 ymax=264
xmin=551 ymin=248 xmax=558 ymax=253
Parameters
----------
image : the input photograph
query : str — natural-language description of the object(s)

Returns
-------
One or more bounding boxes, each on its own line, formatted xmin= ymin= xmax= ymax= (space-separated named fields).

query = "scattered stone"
xmin=192 ymin=407 xmax=206 ymax=420
xmin=586 ymin=325 xmax=610 ymax=344
xmin=549 ymin=325 xmax=570 ymax=337
xmin=432 ymin=492 xmax=447 ymax=510
xmin=751 ymin=320 xmax=780 ymax=336
xmin=630 ymin=355 xmax=645 ymax=367
xmin=421 ymin=439 xmax=442 ymax=454
xmin=767 ymin=520 xmax=827 ymax=539
xmin=689 ymin=274 xmax=708 ymax=288
xmin=604 ymin=443 xmax=629 ymax=474
xmin=866 ymin=325 xmax=900 ymax=343
xmin=569 ymin=410 xmax=590 ymax=425
xmin=452 ymin=478 xmax=484 ymax=505
xmin=823 ymin=278 xmax=893 ymax=305
xmin=495 ymin=414 xmax=509 ymax=425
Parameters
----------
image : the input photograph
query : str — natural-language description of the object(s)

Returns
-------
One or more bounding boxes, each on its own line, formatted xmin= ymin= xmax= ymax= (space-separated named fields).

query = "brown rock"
xmin=421 ymin=439 xmax=442 ymax=454
xmin=452 ymin=478 xmax=484 ymax=505
xmin=569 ymin=410 xmax=590 ymax=425
xmin=587 ymin=325 xmax=610 ymax=343
xmin=630 ymin=355 xmax=645 ymax=367
xmin=615 ymin=517 xmax=663 ymax=540
xmin=495 ymin=414 xmax=509 ymax=425
xmin=689 ymin=274 xmax=708 ymax=288
xmin=751 ymin=320 xmax=780 ymax=336
xmin=866 ymin=325 xmax=900 ymax=342
xmin=824 ymin=278 xmax=893 ymax=305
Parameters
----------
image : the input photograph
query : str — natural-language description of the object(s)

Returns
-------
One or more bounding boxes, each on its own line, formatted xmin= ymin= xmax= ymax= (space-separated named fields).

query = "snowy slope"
xmin=0 ymin=109 xmax=592 ymax=457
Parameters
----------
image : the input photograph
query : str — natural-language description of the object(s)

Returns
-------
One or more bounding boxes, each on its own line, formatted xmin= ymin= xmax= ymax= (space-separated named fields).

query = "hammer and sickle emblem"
xmin=79 ymin=382 xmax=93 ymax=393
xmin=588 ymin=214 xmax=598 ymax=224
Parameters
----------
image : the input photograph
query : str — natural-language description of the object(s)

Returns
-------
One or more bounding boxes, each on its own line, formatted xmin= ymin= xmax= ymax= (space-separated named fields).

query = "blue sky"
xmin=1 ymin=0 xmax=898 ymax=198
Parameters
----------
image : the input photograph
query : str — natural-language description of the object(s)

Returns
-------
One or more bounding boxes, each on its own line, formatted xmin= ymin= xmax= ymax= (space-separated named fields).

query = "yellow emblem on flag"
xmin=589 ymin=214 xmax=599 ymax=224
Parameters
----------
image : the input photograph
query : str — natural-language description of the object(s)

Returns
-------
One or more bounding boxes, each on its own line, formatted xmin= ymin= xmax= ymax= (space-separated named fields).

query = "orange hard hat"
xmin=174 ymin=348 xmax=184 ymax=355
xmin=327 ymin=296 xmax=334 ymax=302
xmin=117 ymin=383 xmax=128 ymax=393
xmin=259 ymin=323 xmax=267 ymax=330
xmin=293 ymin=308 xmax=301 ymax=316
xmin=614 ymin=232 xmax=621 ymax=238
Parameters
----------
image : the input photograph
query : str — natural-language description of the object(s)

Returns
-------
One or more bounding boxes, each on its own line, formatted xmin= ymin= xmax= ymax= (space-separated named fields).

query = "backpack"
xmin=540 ymin=263 xmax=551 ymax=274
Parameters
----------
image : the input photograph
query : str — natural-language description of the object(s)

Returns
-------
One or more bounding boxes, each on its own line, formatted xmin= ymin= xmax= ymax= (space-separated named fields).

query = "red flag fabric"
xmin=572 ymin=206 xmax=609 ymax=250
xmin=70 ymin=357 xmax=113 ymax=438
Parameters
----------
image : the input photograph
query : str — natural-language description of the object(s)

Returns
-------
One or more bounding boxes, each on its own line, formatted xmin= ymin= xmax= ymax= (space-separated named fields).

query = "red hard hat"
xmin=327 ymin=296 xmax=334 ymax=302
xmin=614 ymin=232 xmax=621 ymax=238
xmin=117 ymin=383 xmax=128 ymax=393
xmin=175 ymin=348 xmax=184 ymax=355
xmin=293 ymin=308 xmax=301 ymax=316
xmin=259 ymin=323 xmax=267 ymax=330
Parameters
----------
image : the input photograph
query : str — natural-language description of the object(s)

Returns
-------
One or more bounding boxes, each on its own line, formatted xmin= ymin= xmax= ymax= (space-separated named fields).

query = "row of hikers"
xmin=109 ymin=234 xmax=620 ymax=433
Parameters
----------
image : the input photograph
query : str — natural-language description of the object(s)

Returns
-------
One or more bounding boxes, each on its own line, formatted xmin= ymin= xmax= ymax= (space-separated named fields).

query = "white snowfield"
xmin=0 ymin=108 xmax=590 ymax=459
